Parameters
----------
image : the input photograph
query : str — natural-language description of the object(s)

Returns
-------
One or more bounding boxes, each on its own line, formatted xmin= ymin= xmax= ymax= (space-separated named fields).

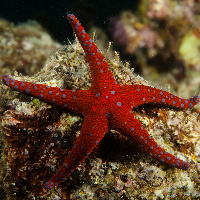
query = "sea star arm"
xmin=2 ymin=75 xmax=93 ymax=115
xmin=45 ymin=107 xmax=109 ymax=190
xmin=109 ymin=107 xmax=190 ymax=170
xmin=118 ymin=84 xmax=199 ymax=108
xmin=67 ymin=14 xmax=116 ymax=93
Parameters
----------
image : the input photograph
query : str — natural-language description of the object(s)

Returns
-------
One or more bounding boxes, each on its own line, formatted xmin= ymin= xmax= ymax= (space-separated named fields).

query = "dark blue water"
xmin=0 ymin=0 xmax=139 ymax=43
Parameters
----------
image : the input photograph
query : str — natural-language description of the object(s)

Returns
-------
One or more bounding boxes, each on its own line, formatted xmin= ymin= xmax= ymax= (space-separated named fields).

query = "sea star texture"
xmin=2 ymin=14 xmax=199 ymax=190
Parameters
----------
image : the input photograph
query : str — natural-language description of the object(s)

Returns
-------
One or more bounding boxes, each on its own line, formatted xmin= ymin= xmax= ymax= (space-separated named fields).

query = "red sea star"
xmin=2 ymin=14 xmax=199 ymax=191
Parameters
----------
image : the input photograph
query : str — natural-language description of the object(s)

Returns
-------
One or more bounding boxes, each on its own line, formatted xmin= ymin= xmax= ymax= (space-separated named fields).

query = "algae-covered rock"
xmin=0 ymin=18 xmax=61 ymax=76
xmin=0 ymin=37 xmax=199 ymax=199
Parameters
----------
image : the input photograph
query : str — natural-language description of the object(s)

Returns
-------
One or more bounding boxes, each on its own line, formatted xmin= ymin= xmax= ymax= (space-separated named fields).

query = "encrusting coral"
xmin=0 ymin=13 xmax=200 ymax=200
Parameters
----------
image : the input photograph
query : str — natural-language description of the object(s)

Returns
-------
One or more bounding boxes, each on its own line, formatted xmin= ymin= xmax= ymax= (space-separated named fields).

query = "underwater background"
xmin=0 ymin=0 xmax=139 ymax=43
xmin=0 ymin=0 xmax=200 ymax=199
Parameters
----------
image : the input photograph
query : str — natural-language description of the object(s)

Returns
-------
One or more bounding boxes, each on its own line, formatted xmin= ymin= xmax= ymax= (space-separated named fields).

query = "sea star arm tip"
xmin=120 ymin=84 xmax=199 ymax=108
xmin=45 ymin=108 xmax=109 ymax=190
xmin=67 ymin=14 xmax=116 ymax=91
xmin=2 ymin=74 xmax=93 ymax=115
xmin=110 ymin=108 xmax=190 ymax=170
